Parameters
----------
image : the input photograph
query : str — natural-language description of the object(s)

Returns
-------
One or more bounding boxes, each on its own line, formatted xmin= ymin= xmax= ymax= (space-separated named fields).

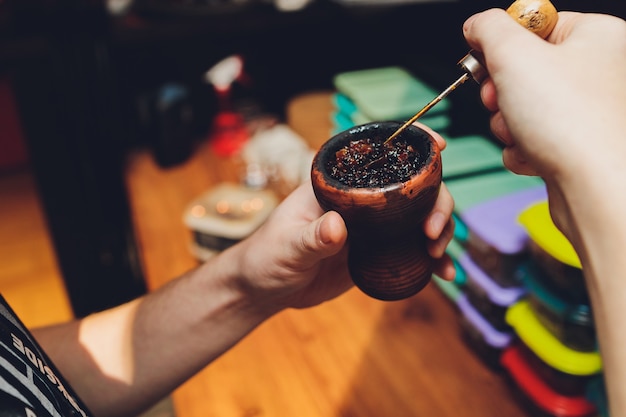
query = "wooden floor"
xmin=0 ymin=91 xmax=534 ymax=417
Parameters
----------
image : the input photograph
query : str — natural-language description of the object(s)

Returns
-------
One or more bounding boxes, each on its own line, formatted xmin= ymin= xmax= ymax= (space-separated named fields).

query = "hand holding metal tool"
xmin=385 ymin=0 xmax=559 ymax=144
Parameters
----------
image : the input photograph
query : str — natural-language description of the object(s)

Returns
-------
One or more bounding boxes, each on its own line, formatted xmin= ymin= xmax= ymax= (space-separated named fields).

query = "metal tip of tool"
xmin=384 ymin=73 xmax=471 ymax=144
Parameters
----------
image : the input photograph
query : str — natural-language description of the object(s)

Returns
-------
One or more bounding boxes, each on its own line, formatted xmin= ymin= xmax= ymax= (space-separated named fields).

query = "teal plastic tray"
xmin=442 ymin=136 xmax=504 ymax=180
xmin=446 ymin=170 xmax=545 ymax=214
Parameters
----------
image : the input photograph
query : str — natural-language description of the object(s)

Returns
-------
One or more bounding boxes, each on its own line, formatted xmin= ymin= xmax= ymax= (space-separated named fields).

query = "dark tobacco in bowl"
xmin=327 ymin=138 xmax=421 ymax=187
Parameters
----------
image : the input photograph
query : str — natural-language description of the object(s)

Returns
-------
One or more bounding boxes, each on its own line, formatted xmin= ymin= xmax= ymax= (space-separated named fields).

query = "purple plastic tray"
xmin=459 ymin=252 xmax=527 ymax=307
xmin=457 ymin=293 xmax=513 ymax=349
xmin=461 ymin=186 xmax=548 ymax=254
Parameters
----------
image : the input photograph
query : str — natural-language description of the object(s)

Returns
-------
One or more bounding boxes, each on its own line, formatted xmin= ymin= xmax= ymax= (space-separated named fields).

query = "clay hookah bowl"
xmin=311 ymin=121 xmax=442 ymax=301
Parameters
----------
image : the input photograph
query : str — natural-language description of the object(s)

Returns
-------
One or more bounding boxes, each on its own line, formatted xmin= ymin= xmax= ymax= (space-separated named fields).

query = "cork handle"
xmin=506 ymin=0 xmax=558 ymax=39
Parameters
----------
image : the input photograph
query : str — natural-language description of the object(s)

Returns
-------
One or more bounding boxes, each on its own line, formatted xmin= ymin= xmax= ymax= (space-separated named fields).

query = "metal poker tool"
xmin=384 ymin=53 xmax=487 ymax=144
xmin=384 ymin=0 xmax=558 ymax=144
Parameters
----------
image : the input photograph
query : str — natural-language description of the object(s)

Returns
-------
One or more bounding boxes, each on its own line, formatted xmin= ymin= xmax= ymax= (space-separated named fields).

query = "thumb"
xmin=296 ymin=211 xmax=347 ymax=265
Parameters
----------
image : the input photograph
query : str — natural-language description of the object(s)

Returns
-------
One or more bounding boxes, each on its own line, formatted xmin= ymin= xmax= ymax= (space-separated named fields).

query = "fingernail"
xmin=463 ymin=13 xmax=478 ymax=32
xmin=443 ymin=262 xmax=457 ymax=282
xmin=318 ymin=213 xmax=334 ymax=244
xmin=429 ymin=212 xmax=445 ymax=236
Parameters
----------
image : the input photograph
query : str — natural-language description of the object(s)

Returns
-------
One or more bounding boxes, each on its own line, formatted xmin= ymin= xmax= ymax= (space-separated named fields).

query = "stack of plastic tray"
xmin=498 ymin=201 xmax=604 ymax=417
xmin=331 ymin=66 xmax=452 ymax=135
xmin=451 ymin=186 xmax=547 ymax=368
xmin=429 ymin=132 xmax=606 ymax=416
xmin=432 ymin=135 xmax=508 ymax=300
xmin=431 ymin=135 xmax=549 ymax=368
xmin=432 ymin=135 xmax=506 ymax=300
xmin=503 ymin=302 xmax=600 ymax=417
